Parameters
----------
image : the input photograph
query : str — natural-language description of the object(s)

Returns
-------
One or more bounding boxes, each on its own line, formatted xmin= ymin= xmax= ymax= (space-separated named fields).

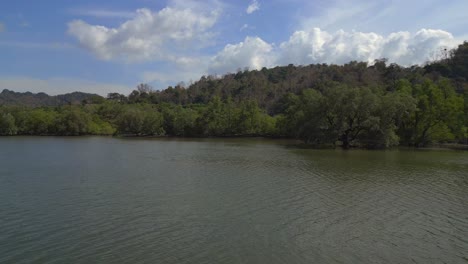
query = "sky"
xmin=0 ymin=0 xmax=467 ymax=95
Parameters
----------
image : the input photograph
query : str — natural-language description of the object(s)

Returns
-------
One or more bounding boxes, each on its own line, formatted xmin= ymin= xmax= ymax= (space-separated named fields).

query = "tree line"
xmin=0 ymin=42 xmax=467 ymax=148
xmin=0 ymin=98 xmax=274 ymax=137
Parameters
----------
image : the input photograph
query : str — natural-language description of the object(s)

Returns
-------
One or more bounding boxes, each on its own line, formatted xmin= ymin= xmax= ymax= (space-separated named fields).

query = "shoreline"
xmin=1 ymin=134 xmax=467 ymax=151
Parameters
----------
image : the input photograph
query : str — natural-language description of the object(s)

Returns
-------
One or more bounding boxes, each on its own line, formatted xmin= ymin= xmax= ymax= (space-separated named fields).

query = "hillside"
xmin=0 ymin=89 xmax=104 ymax=107
xmin=128 ymin=42 xmax=468 ymax=114
xmin=0 ymin=42 xmax=466 ymax=148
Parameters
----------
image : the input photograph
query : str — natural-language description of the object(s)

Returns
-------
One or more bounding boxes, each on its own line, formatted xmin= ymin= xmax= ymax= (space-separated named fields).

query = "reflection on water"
xmin=0 ymin=137 xmax=467 ymax=263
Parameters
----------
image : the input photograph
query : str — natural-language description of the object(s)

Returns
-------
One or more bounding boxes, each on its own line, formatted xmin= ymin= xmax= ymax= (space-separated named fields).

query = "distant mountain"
xmin=0 ymin=89 xmax=104 ymax=107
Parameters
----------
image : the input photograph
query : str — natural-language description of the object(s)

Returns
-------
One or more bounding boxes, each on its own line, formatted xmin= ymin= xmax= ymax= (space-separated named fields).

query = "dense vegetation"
xmin=0 ymin=89 xmax=102 ymax=107
xmin=1 ymin=42 xmax=467 ymax=148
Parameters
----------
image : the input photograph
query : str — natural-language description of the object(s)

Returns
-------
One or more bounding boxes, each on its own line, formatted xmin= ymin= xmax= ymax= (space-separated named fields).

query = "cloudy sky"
xmin=0 ymin=0 xmax=467 ymax=95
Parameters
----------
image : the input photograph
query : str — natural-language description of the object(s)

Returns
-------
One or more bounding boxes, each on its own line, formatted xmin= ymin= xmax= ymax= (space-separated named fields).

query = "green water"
xmin=0 ymin=137 xmax=467 ymax=263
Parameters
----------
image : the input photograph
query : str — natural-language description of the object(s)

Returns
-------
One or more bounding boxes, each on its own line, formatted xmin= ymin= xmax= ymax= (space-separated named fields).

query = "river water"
xmin=0 ymin=137 xmax=467 ymax=263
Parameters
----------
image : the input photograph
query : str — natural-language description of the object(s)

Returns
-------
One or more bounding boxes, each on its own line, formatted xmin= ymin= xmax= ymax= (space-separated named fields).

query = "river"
xmin=0 ymin=137 xmax=467 ymax=263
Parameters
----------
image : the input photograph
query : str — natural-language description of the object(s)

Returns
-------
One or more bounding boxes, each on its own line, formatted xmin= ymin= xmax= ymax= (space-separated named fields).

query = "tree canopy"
xmin=1 ymin=42 xmax=467 ymax=148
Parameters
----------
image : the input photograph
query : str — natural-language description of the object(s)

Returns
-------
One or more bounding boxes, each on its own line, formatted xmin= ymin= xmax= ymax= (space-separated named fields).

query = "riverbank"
xmin=2 ymin=134 xmax=467 ymax=151
xmin=425 ymin=143 xmax=468 ymax=151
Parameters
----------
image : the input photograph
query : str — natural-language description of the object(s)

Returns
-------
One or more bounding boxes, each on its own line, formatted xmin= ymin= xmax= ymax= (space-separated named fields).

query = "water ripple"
xmin=0 ymin=138 xmax=467 ymax=263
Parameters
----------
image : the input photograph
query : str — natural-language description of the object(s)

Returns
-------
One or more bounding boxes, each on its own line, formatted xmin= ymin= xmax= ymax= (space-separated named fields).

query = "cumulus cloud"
xmin=0 ymin=77 xmax=131 ymax=96
xmin=67 ymin=6 xmax=460 ymax=86
xmin=278 ymin=28 xmax=458 ymax=66
xmin=246 ymin=0 xmax=260 ymax=14
xmin=208 ymin=28 xmax=459 ymax=74
xmin=68 ymin=7 xmax=219 ymax=62
xmin=209 ymin=36 xmax=274 ymax=74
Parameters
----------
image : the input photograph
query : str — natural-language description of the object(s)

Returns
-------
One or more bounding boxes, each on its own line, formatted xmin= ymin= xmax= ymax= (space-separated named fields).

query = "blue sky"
xmin=0 ymin=0 xmax=467 ymax=95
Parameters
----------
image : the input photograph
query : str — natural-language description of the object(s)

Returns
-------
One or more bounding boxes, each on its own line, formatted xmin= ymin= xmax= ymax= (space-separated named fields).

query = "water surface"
xmin=0 ymin=137 xmax=467 ymax=263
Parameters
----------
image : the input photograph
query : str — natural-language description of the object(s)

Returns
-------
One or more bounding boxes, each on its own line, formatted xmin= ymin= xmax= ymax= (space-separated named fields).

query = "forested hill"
xmin=128 ymin=42 xmax=468 ymax=114
xmin=0 ymin=89 xmax=103 ymax=107
xmin=0 ymin=42 xmax=467 ymax=149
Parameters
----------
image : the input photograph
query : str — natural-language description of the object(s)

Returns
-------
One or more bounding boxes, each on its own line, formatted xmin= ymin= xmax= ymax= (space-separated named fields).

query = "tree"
xmin=398 ymin=79 xmax=464 ymax=146
xmin=56 ymin=108 xmax=91 ymax=136
xmin=137 ymin=83 xmax=153 ymax=93
xmin=0 ymin=113 xmax=18 ymax=135
xmin=21 ymin=109 xmax=57 ymax=135
xmin=278 ymin=90 xmax=326 ymax=143
xmin=107 ymin=93 xmax=127 ymax=102
xmin=162 ymin=105 xmax=199 ymax=136
xmin=322 ymin=86 xmax=382 ymax=148
xmin=117 ymin=108 xmax=145 ymax=135
xmin=142 ymin=110 xmax=165 ymax=136
xmin=357 ymin=91 xmax=415 ymax=148
xmin=281 ymin=85 xmax=414 ymax=148
xmin=199 ymin=96 xmax=229 ymax=136
xmin=237 ymin=100 xmax=263 ymax=135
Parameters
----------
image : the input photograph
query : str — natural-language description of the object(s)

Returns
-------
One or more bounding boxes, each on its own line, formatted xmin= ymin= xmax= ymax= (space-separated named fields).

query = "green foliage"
xmin=398 ymin=79 xmax=464 ymax=146
xmin=162 ymin=104 xmax=199 ymax=136
xmin=0 ymin=89 xmax=103 ymax=107
xmin=279 ymin=86 xmax=417 ymax=148
xmin=200 ymin=96 xmax=231 ymax=136
xmin=425 ymin=41 xmax=468 ymax=81
xmin=97 ymin=101 xmax=125 ymax=120
xmin=21 ymin=108 xmax=58 ymax=135
xmin=117 ymin=108 xmax=145 ymax=135
xmin=1 ymin=42 xmax=467 ymax=148
xmin=56 ymin=108 xmax=91 ymax=135
xmin=197 ymin=96 xmax=275 ymax=136
xmin=88 ymin=117 xmax=115 ymax=135
xmin=116 ymin=106 xmax=165 ymax=136
xmin=357 ymin=91 xmax=415 ymax=148
xmin=0 ymin=113 xmax=18 ymax=135
xmin=279 ymin=90 xmax=326 ymax=143
xmin=142 ymin=110 xmax=165 ymax=136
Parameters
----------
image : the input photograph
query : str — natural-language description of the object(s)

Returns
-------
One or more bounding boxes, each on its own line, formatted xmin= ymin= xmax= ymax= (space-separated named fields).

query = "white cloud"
xmin=0 ymin=22 xmax=5 ymax=32
xmin=208 ymin=28 xmax=459 ymax=75
xmin=246 ymin=0 xmax=260 ymax=14
xmin=0 ymin=77 xmax=131 ymax=96
xmin=278 ymin=28 xmax=389 ymax=65
xmin=209 ymin=36 xmax=274 ymax=74
xmin=278 ymin=28 xmax=459 ymax=66
xmin=142 ymin=38 xmax=289 ymax=86
xmin=68 ymin=7 xmax=220 ymax=62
